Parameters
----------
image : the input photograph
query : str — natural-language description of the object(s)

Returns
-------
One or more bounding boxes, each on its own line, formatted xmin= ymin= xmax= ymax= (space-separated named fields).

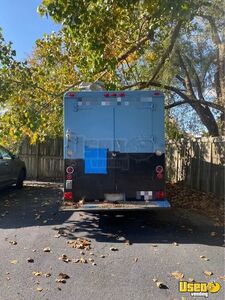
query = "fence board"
xmin=19 ymin=138 xmax=64 ymax=181
xmin=167 ymin=137 xmax=225 ymax=197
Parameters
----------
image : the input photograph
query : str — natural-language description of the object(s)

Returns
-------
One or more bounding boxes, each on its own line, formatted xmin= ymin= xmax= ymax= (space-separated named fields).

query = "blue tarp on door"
xmin=84 ymin=147 xmax=107 ymax=174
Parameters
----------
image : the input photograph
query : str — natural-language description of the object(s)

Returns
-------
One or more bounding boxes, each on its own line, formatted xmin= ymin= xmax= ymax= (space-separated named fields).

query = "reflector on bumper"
xmin=64 ymin=192 xmax=73 ymax=200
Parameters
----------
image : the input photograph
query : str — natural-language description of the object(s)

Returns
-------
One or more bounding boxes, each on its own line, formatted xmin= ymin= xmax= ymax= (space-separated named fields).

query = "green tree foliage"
xmin=0 ymin=28 xmax=18 ymax=106
xmin=37 ymin=0 xmax=224 ymax=136
xmin=37 ymin=0 xmax=202 ymax=74
xmin=0 ymin=32 xmax=80 ymax=147
xmin=1 ymin=1 xmax=224 ymax=148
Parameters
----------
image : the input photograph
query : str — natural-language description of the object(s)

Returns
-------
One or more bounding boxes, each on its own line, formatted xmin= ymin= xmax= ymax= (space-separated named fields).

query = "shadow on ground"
xmin=63 ymin=209 xmax=224 ymax=247
xmin=0 ymin=185 xmax=224 ymax=247
xmin=0 ymin=185 xmax=73 ymax=229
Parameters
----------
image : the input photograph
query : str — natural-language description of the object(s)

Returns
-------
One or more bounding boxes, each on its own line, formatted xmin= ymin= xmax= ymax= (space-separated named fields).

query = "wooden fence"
xmin=19 ymin=138 xmax=64 ymax=182
xmin=19 ymin=137 xmax=225 ymax=197
xmin=166 ymin=137 xmax=225 ymax=197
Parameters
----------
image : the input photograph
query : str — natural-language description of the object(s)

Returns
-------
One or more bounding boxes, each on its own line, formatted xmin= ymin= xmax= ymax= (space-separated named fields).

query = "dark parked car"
xmin=0 ymin=146 xmax=26 ymax=189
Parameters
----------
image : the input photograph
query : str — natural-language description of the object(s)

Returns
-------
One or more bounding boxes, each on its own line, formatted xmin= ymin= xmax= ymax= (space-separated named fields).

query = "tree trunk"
xmin=190 ymin=102 xmax=219 ymax=136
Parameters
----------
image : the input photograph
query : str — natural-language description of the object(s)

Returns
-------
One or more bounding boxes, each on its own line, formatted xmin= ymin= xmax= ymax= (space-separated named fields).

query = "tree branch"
xmin=176 ymin=75 xmax=186 ymax=88
xmin=117 ymin=35 xmax=149 ymax=63
xmin=4 ymin=78 xmax=57 ymax=97
xmin=93 ymin=34 xmax=150 ymax=83
xmin=124 ymin=81 xmax=225 ymax=113
xmin=165 ymin=99 xmax=225 ymax=112
xmin=149 ymin=20 xmax=183 ymax=82
xmin=183 ymin=54 xmax=205 ymax=100
xmin=198 ymin=14 xmax=222 ymax=45
xmin=176 ymin=49 xmax=196 ymax=99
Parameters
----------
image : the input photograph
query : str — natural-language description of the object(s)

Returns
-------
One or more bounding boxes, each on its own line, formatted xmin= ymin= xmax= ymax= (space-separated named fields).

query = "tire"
xmin=16 ymin=169 xmax=26 ymax=189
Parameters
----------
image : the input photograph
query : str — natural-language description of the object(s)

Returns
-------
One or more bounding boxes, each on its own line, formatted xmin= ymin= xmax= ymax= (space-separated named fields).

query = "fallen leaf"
xmin=54 ymin=234 xmax=61 ymax=238
xmin=9 ymin=241 xmax=17 ymax=245
xmin=189 ymin=278 xmax=195 ymax=282
xmin=200 ymin=255 xmax=210 ymax=261
xmin=110 ymin=247 xmax=118 ymax=251
xmin=58 ymin=273 xmax=70 ymax=279
xmin=58 ymin=254 xmax=71 ymax=263
xmin=100 ymin=255 xmax=105 ymax=258
xmin=173 ymin=242 xmax=179 ymax=246
xmin=57 ymin=228 xmax=65 ymax=234
xmin=67 ymin=238 xmax=91 ymax=250
xmin=152 ymin=244 xmax=158 ymax=248
xmin=56 ymin=278 xmax=66 ymax=283
xmin=80 ymin=257 xmax=87 ymax=264
xmin=36 ymin=287 xmax=43 ymax=292
xmin=27 ymin=258 xmax=34 ymax=263
xmin=204 ymin=271 xmax=213 ymax=276
xmin=32 ymin=272 xmax=42 ymax=276
xmin=43 ymin=247 xmax=51 ymax=252
xmin=134 ymin=257 xmax=138 ymax=262
xmin=92 ymin=262 xmax=96 ymax=266
xmin=10 ymin=260 xmax=18 ymax=264
xmin=156 ymin=281 xmax=168 ymax=289
xmin=218 ymin=275 xmax=225 ymax=281
xmin=44 ymin=273 xmax=51 ymax=277
xmin=89 ymin=258 xmax=94 ymax=262
xmin=171 ymin=271 xmax=184 ymax=280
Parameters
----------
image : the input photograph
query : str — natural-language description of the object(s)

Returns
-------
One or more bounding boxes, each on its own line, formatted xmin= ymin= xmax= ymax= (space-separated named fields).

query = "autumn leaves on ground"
xmin=0 ymin=183 xmax=224 ymax=300
xmin=167 ymin=182 xmax=224 ymax=227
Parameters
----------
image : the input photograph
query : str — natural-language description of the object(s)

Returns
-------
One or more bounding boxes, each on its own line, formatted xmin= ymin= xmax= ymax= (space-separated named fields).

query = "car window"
xmin=0 ymin=148 xmax=12 ymax=160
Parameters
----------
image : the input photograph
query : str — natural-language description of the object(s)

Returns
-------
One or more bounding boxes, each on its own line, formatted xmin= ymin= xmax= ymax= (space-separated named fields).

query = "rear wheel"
xmin=16 ymin=169 xmax=26 ymax=189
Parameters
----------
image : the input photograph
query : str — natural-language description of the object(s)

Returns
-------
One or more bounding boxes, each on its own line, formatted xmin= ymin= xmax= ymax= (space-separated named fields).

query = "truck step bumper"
xmin=60 ymin=199 xmax=171 ymax=211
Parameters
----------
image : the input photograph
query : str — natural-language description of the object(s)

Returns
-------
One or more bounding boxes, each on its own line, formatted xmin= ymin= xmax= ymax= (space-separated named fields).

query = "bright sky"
xmin=0 ymin=0 xmax=60 ymax=61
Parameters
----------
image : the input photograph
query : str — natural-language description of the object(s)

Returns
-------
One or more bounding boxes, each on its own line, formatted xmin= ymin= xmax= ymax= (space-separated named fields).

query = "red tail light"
xmin=119 ymin=93 xmax=125 ymax=97
xmin=64 ymin=192 xmax=73 ymax=200
xmin=67 ymin=93 xmax=75 ymax=97
xmin=155 ymin=191 xmax=165 ymax=199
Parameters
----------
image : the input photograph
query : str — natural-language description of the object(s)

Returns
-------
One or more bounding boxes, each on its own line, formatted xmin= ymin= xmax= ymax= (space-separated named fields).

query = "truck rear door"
xmin=113 ymin=95 xmax=164 ymax=198
xmin=64 ymin=95 xmax=116 ymax=199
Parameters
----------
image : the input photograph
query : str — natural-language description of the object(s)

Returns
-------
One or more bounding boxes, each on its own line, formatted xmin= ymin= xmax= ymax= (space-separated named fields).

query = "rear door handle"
xmin=112 ymin=152 xmax=117 ymax=158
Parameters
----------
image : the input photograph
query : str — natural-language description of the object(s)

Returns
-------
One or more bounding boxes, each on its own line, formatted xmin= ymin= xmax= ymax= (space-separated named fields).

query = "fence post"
xmin=35 ymin=143 xmax=39 ymax=180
